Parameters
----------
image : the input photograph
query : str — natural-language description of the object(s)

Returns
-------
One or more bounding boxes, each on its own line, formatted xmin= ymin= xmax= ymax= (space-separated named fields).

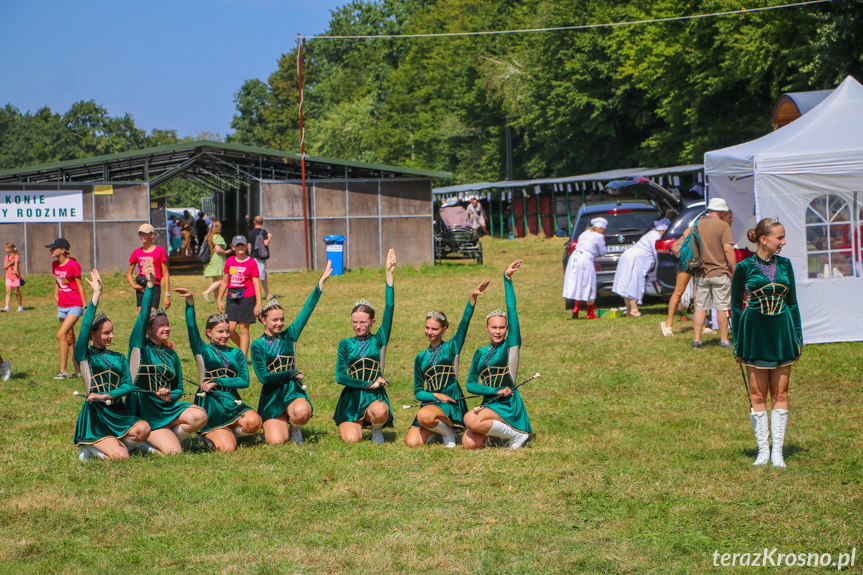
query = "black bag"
xmin=228 ymin=287 xmax=245 ymax=301
xmin=197 ymin=241 xmax=212 ymax=264
xmin=18 ymin=277 xmax=25 ymax=287
xmin=253 ymin=230 xmax=269 ymax=260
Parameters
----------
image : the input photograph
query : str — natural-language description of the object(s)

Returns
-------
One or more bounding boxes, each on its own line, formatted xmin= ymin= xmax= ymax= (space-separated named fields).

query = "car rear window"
xmin=573 ymin=209 xmax=660 ymax=239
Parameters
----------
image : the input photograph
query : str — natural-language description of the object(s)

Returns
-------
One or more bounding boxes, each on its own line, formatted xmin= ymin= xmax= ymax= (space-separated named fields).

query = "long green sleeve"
xmin=504 ymin=276 xmax=520 ymax=348
xmin=106 ymin=355 xmax=138 ymax=399
xmin=286 ymin=284 xmax=322 ymax=341
xmin=336 ymin=339 xmax=372 ymax=389
xmin=413 ymin=353 xmax=436 ymax=402
xmin=185 ymin=302 xmax=205 ymax=356
xmin=376 ymin=283 xmax=394 ymax=348
xmin=785 ymin=261 xmax=803 ymax=348
xmin=450 ymin=300 xmax=475 ymax=354
xmin=466 ymin=348 xmax=500 ymax=396
xmin=128 ymin=285 xmax=154 ymax=355
xmin=250 ymin=338 xmax=292 ymax=387
xmin=74 ymin=301 xmax=97 ymax=363
xmin=170 ymin=352 xmax=184 ymax=403
xmin=214 ymin=348 xmax=249 ymax=389
xmin=730 ymin=263 xmax=747 ymax=357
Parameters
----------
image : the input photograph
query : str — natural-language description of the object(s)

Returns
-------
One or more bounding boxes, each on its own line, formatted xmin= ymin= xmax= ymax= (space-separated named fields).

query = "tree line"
xmin=1 ymin=0 xmax=860 ymax=192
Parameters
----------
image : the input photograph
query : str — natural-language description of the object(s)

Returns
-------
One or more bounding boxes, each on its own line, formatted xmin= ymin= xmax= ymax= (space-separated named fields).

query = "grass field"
xmin=0 ymin=236 xmax=860 ymax=574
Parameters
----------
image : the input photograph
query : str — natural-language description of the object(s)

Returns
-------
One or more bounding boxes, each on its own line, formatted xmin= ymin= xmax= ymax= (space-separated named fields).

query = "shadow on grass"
xmin=742 ymin=442 xmax=807 ymax=462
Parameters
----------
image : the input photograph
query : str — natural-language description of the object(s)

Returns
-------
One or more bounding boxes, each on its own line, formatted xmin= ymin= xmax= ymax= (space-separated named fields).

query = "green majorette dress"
xmin=185 ymin=302 xmax=253 ymax=433
xmin=333 ymin=283 xmax=394 ymax=428
xmin=73 ymin=301 xmax=143 ymax=446
xmin=731 ymin=254 xmax=803 ymax=369
xmin=411 ymin=300 xmax=476 ymax=430
xmin=251 ymin=285 xmax=321 ymax=421
xmin=125 ymin=285 xmax=196 ymax=430
xmin=466 ymin=275 xmax=532 ymax=434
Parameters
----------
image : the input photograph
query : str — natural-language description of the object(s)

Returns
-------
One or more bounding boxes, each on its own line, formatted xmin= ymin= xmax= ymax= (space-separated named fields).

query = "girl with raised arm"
xmin=732 ymin=218 xmax=802 ymax=468
xmin=405 ymin=279 xmax=489 ymax=448
xmin=463 ymin=260 xmax=532 ymax=449
xmin=126 ymin=262 xmax=207 ymax=454
xmin=333 ymin=249 xmax=395 ymax=444
xmin=176 ymin=288 xmax=262 ymax=452
xmin=73 ymin=269 xmax=152 ymax=460
xmin=252 ymin=261 xmax=334 ymax=445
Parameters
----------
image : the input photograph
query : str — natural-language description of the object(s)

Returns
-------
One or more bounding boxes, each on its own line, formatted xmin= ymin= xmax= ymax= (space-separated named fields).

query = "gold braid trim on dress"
xmin=205 ymin=367 xmax=237 ymax=392
xmin=424 ymin=364 xmax=454 ymax=392
xmin=348 ymin=357 xmax=380 ymax=382
xmin=267 ymin=354 xmax=296 ymax=374
xmin=136 ymin=363 xmax=175 ymax=392
xmin=89 ymin=370 xmax=116 ymax=394
xmin=479 ymin=366 xmax=510 ymax=389
xmin=748 ymin=284 xmax=789 ymax=315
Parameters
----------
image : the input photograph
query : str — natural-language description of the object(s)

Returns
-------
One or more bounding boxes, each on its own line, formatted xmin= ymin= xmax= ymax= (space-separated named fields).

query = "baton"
xmin=738 ymin=362 xmax=755 ymax=415
xmin=73 ymin=390 xmax=113 ymax=405
xmin=402 ymin=373 xmax=540 ymax=410
xmin=182 ymin=377 xmax=243 ymax=406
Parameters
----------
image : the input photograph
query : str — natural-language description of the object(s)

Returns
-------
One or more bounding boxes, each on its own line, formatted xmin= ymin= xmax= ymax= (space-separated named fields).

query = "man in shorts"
xmin=247 ymin=215 xmax=274 ymax=300
xmin=692 ymin=197 xmax=737 ymax=349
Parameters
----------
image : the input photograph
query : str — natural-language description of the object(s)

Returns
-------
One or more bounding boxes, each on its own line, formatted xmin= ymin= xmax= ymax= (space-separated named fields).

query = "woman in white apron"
xmin=562 ymin=218 xmax=608 ymax=319
xmin=612 ymin=219 xmax=671 ymax=317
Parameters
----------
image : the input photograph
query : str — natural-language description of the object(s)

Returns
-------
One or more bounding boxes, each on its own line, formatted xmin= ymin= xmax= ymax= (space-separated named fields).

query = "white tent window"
xmin=805 ymin=194 xmax=855 ymax=278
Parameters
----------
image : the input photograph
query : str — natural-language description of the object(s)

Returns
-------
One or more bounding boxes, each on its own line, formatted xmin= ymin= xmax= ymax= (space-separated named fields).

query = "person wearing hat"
xmin=126 ymin=223 xmax=170 ymax=313
xmin=47 ymin=238 xmax=84 ymax=380
xmin=216 ymin=235 xmax=261 ymax=357
xmin=562 ymin=217 xmax=608 ymax=319
xmin=612 ymin=218 xmax=672 ymax=317
xmin=691 ymin=198 xmax=737 ymax=348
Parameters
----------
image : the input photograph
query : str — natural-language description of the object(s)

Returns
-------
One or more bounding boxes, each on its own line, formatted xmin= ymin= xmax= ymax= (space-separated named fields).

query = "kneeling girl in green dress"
xmin=405 ymin=279 xmax=489 ymax=448
xmin=252 ymin=260 xmax=334 ymax=445
xmin=333 ymin=248 xmax=396 ymax=444
xmin=732 ymin=218 xmax=802 ymax=468
xmin=463 ymin=259 xmax=532 ymax=450
xmin=126 ymin=262 xmax=207 ymax=455
xmin=74 ymin=270 xmax=152 ymax=460
xmin=175 ymin=288 xmax=262 ymax=452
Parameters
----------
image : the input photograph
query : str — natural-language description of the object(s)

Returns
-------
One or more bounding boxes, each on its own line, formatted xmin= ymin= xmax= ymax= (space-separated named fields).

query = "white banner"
xmin=0 ymin=190 xmax=84 ymax=222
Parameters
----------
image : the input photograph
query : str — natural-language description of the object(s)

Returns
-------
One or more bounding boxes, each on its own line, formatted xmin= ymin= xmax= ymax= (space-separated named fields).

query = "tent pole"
xmin=297 ymin=34 xmax=310 ymax=270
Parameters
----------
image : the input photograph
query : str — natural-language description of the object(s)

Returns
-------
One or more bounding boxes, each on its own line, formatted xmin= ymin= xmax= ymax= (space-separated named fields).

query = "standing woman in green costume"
xmin=126 ymin=261 xmax=208 ymax=455
xmin=334 ymin=248 xmax=396 ymax=444
xmin=175 ymin=288 xmax=262 ymax=452
xmin=252 ymin=260 xmax=334 ymax=445
xmin=405 ymin=279 xmax=489 ymax=448
xmin=73 ymin=269 xmax=152 ymax=460
xmin=732 ymin=218 xmax=802 ymax=468
xmin=463 ymin=259 xmax=532 ymax=449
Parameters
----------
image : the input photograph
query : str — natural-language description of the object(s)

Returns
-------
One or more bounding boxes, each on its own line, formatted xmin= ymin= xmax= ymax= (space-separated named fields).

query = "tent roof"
xmin=433 ymin=164 xmax=702 ymax=195
xmin=0 ymin=140 xmax=451 ymax=188
xmin=705 ymin=76 xmax=863 ymax=176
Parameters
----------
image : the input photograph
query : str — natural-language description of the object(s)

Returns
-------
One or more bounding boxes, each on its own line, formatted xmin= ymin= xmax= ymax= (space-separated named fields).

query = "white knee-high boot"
xmin=487 ymin=420 xmax=529 ymax=450
xmin=78 ymin=445 xmax=106 ymax=461
xmin=289 ymin=423 xmax=304 ymax=445
xmin=770 ymin=409 xmax=789 ymax=468
xmin=369 ymin=423 xmax=385 ymax=444
xmin=172 ymin=423 xmax=195 ymax=439
xmin=232 ymin=425 xmax=252 ymax=438
xmin=430 ymin=421 xmax=456 ymax=448
xmin=751 ymin=410 xmax=770 ymax=466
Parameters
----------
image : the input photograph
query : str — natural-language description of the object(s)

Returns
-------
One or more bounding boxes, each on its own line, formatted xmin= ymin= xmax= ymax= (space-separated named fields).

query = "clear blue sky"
xmin=0 ymin=0 xmax=346 ymax=139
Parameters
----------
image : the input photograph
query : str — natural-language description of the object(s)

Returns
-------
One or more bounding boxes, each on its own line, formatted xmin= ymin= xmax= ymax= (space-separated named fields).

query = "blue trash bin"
xmin=323 ymin=235 xmax=346 ymax=275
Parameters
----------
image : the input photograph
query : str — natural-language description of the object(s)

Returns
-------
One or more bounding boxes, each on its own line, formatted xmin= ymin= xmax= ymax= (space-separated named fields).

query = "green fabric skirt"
xmin=410 ymin=382 xmax=467 ymax=430
xmin=480 ymin=388 xmax=532 ymax=433
xmin=258 ymin=380 xmax=312 ymax=422
xmin=194 ymin=391 xmax=253 ymax=433
xmin=74 ymin=401 xmax=142 ymax=445
xmin=737 ymin=309 xmax=802 ymax=369
xmin=125 ymin=392 xmax=197 ymax=430
xmin=333 ymin=387 xmax=394 ymax=428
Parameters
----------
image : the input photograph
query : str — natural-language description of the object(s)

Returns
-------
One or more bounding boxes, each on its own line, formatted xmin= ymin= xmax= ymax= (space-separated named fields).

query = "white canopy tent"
xmin=704 ymin=75 xmax=863 ymax=344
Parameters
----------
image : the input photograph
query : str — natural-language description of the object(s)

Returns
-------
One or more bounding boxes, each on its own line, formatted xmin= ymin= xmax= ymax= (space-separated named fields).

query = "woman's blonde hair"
xmin=206 ymin=220 xmax=221 ymax=252
xmin=5 ymin=242 xmax=18 ymax=255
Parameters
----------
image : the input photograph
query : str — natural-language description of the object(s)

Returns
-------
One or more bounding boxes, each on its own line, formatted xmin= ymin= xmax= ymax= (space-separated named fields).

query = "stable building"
xmin=0 ymin=141 xmax=449 ymax=274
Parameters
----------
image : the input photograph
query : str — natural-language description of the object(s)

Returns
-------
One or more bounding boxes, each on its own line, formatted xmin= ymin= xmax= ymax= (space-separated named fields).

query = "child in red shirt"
xmin=47 ymin=238 xmax=85 ymax=380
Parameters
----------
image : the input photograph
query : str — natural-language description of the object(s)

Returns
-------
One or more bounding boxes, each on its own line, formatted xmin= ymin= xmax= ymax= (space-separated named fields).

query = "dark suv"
xmin=562 ymin=178 xmax=684 ymax=297
xmin=655 ymin=201 xmax=706 ymax=292
xmin=563 ymin=200 xmax=665 ymax=294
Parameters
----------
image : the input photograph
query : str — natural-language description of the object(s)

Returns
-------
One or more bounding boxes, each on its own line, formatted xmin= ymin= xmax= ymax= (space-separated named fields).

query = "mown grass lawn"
xmin=0 ymin=235 xmax=860 ymax=574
